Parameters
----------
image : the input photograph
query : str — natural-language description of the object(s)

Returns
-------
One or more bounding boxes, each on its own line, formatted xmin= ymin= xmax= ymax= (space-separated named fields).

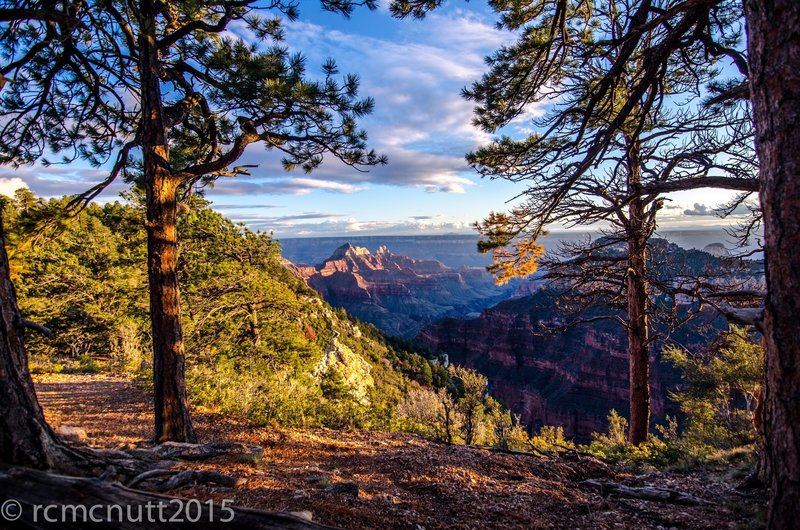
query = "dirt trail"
xmin=34 ymin=373 xmax=763 ymax=529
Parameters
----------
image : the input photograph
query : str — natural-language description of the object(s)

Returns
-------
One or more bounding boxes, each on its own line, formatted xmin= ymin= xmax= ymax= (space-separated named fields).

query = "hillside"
xmin=34 ymin=372 xmax=764 ymax=530
xmin=5 ymin=192 xmax=442 ymax=430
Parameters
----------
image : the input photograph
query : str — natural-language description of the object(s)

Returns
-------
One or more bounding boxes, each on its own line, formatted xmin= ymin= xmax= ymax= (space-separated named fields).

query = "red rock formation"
xmin=291 ymin=244 xmax=514 ymax=338
xmin=417 ymin=292 xmax=690 ymax=440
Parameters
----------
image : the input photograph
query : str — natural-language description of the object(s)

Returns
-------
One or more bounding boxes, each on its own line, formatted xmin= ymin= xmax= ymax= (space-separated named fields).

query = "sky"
xmin=0 ymin=1 xmax=757 ymax=239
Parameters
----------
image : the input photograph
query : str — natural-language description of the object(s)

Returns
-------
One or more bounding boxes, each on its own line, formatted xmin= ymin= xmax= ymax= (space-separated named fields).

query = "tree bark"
xmin=0 ymin=212 xmax=73 ymax=469
xmin=744 ymin=0 xmax=800 ymax=526
xmin=625 ymin=137 xmax=651 ymax=446
xmin=139 ymin=0 xmax=196 ymax=443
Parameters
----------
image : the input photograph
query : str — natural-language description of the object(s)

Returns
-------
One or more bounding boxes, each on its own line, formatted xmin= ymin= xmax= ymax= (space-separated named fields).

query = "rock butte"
xmin=289 ymin=243 xmax=515 ymax=339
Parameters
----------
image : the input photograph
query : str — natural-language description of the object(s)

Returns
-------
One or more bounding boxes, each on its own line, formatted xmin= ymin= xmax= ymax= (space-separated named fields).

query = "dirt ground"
xmin=34 ymin=373 xmax=766 ymax=529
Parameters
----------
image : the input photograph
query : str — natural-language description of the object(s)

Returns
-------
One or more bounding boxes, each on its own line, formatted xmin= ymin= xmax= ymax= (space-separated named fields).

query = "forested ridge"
xmin=3 ymin=189 xmax=447 ymax=430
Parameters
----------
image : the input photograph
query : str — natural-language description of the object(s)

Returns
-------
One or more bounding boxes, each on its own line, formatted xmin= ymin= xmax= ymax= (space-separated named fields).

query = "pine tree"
xmin=0 ymin=1 xmax=384 ymax=442
xmin=393 ymin=0 xmax=757 ymax=445
xmin=664 ymin=326 xmax=763 ymax=449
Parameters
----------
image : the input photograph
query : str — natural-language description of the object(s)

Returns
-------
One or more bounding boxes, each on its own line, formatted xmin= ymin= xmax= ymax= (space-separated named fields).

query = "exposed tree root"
xmin=155 ymin=469 xmax=246 ymax=492
xmin=70 ymin=441 xmax=262 ymax=491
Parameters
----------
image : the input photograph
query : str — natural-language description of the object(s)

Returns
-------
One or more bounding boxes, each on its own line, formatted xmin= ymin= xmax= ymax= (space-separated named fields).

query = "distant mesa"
xmin=335 ymin=242 xmax=390 ymax=257
xmin=289 ymin=244 xmax=514 ymax=338
xmin=703 ymin=242 xmax=731 ymax=257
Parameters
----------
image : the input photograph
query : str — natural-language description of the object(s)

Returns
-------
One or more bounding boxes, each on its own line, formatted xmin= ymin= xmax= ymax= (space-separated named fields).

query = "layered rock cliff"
xmin=291 ymin=243 xmax=515 ymax=338
xmin=416 ymin=239 xmax=764 ymax=440
xmin=416 ymin=292 xmax=690 ymax=440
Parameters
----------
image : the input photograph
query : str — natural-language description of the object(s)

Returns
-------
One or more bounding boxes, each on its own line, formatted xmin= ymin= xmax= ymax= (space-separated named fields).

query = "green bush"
xmin=530 ymin=425 xmax=574 ymax=453
xmin=585 ymin=411 xmax=689 ymax=467
xmin=397 ymin=385 xmax=460 ymax=443
xmin=28 ymin=355 xmax=67 ymax=374
xmin=492 ymin=410 xmax=531 ymax=451
xmin=663 ymin=326 xmax=762 ymax=451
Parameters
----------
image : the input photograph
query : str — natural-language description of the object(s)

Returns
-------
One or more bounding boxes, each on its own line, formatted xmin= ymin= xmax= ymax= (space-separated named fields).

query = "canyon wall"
xmin=417 ymin=293 xmax=714 ymax=439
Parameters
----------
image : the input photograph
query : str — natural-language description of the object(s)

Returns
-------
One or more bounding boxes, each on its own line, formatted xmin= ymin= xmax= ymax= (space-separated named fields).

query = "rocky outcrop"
xmin=292 ymin=244 xmax=515 ymax=338
xmin=313 ymin=332 xmax=374 ymax=406
xmin=703 ymin=242 xmax=731 ymax=257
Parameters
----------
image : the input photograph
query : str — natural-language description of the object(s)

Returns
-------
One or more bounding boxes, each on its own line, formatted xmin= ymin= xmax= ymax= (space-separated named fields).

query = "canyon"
xmin=290 ymin=243 xmax=516 ymax=338
xmin=416 ymin=293 xmax=705 ymax=438
xmin=288 ymin=237 xmax=762 ymax=439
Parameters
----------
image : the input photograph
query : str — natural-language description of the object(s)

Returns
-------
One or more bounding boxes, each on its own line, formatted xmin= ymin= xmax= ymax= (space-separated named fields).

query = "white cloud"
xmin=0 ymin=177 xmax=28 ymax=197
xmin=346 ymin=218 xmax=364 ymax=231
xmin=0 ymin=166 xmax=126 ymax=199
xmin=209 ymin=176 xmax=365 ymax=196
xmin=258 ymin=213 xmax=474 ymax=237
xmin=228 ymin=211 xmax=347 ymax=227
xmin=227 ymin=140 xmax=475 ymax=195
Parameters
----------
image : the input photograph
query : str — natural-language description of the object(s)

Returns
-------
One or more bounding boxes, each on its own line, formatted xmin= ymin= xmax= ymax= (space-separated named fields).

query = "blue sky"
xmin=0 ymin=1 xmax=756 ymax=238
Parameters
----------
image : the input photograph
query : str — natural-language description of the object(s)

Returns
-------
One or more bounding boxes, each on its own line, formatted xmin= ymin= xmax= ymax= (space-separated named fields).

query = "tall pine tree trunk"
xmin=625 ymin=136 xmax=650 ymax=446
xmin=744 ymin=0 xmax=800 ymax=526
xmin=139 ymin=1 xmax=196 ymax=443
xmin=0 ymin=213 xmax=72 ymax=469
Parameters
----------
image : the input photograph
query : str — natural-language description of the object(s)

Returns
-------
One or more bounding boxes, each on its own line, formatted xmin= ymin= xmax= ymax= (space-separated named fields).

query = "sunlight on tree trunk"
xmin=140 ymin=0 xmax=195 ymax=443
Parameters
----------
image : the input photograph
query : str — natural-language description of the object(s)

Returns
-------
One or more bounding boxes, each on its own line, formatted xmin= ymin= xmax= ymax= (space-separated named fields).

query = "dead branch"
xmin=141 ymin=441 xmax=264 ymax=461
xmin=126 ymin=468 xmax=180 ymax=489
xmin=155 ymin=469 xmax=246 ymax=492
xmin=21 ymin=318 xmax=53 ymax=338
xmin=582 ymin=478 xmax=715 ymax=506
